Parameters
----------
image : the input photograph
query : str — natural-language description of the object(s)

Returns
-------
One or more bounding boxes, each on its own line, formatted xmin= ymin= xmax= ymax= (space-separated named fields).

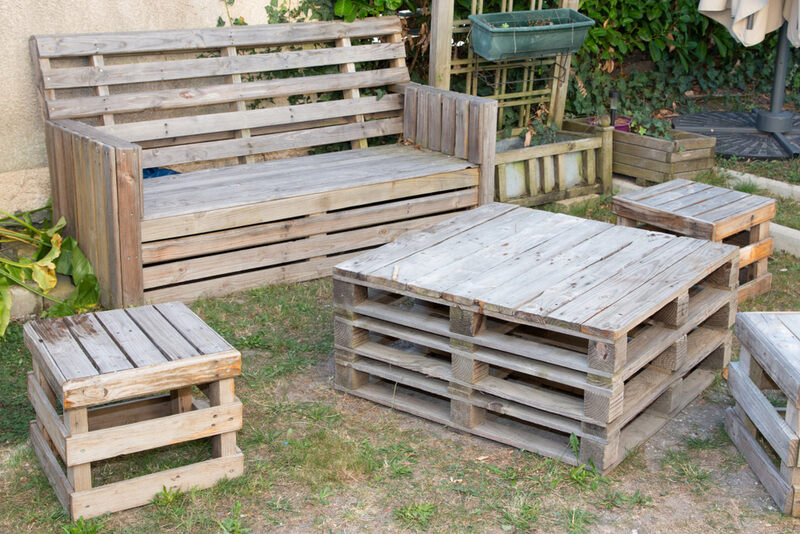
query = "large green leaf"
xmin=0 ymin=278 xmax=10 ymax=336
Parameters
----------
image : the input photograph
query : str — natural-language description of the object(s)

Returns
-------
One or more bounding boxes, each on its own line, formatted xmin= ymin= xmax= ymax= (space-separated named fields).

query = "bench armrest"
xmin=403 ymin=83 xmax=497 ymax=204
xmin=45 ymin=119 xmax=143 ymax=307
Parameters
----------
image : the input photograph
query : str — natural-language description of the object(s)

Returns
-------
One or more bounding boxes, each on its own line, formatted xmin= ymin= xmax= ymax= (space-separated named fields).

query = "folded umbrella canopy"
xmin=672 ymin=0 xmax=800 ymax=158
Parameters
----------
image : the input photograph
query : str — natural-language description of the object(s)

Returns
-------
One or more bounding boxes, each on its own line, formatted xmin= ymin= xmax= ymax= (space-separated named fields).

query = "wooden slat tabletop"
xmin=25 ymin=302 xmax=237 ymax=386
xmin=335 ymin=203 xmax=738 ymax=339
xmin=613 ymin=179 xmax=776 ymax=239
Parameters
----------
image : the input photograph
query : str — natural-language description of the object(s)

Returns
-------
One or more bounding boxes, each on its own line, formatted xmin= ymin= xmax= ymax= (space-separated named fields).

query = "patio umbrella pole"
xmin=755 ymin=22 xmax=799 ymax=156
xmin=673 ymin=23 xmax=800 ymax=159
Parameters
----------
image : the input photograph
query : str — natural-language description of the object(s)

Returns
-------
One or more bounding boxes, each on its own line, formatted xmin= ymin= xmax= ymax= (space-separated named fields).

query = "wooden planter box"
xmin=565 ymin=118 xmax=716 ymax=185
xmin=495 ymin=129 xmax=612 ymax=206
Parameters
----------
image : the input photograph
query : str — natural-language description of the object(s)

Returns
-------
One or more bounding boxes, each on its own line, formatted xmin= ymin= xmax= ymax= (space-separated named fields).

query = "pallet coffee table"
xmin=612 ymin=179 xmax=776 ymax=302
xmin=726 ymin=312 xmax=800 ymax=516
xmin=24 ymin=302 xmax=243 ymax=519
xmin=333 ymin=203 xmax=739 ymax=473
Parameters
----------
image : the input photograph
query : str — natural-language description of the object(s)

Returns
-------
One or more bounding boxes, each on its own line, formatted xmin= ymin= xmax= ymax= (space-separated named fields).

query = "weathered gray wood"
xmin=728 ymin=362 xmax=799 ymax=466
xmin=737 ymin=312 xmax=800 ymax=405
xmin=93 ymin=309 xmax=166 ymax=367
xmin=124 ymin=306 xmax=200 ymax=360
xmin=47 ymin=68 xmax=410 ymax=120
xmin=143 ymin=117 xmax=403 ymax=167
xmin=63 ymin=315 xmax=133 ymax=373
xmin=102 ymin=94 xmax=403 ymax=143
xmin=33 ymin=17 xmax=403 ymax=57
xmin=30 ymin=320 xmax=99 ymax=381
xmin=43 ymin=43 xmax=405 ymax=89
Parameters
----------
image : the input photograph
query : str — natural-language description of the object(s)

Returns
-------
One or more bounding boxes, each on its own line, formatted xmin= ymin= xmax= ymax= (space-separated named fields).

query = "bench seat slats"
xmin=47 ymin=67 xmax=410 ymax=120
xmin=142 ymin=145 xmax=476 ymax=222
xmin=34 ymin=17 xmax=403 ymax=58
xmin=142 ymin=116 xmax=404 ymax=167
xmin=99 ymin=94 xmax=404 ymax=142
xmin=42 ymin=42 xmax=406 ymax=89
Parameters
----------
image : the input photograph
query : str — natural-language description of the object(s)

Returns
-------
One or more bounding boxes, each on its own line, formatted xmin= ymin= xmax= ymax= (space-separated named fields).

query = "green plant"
xmin=598 ymin=489 xmax=651 ymax=509
xmin=334 ymin=0 xmax=403 ymax=22
xmin=394 ymin=502 xmax=436 ymax=530
xmin=628 ymin=108 xmax=673 ymax=139
xmin=62 ymin=517 xmax=104 ymax=534
xmin=216 ymin=502 xmax=251 ymax=534
xmin=152 ymin=485 xmax=183 ymax=507
xmin=0 ymin=207 xmax=99 ymax=335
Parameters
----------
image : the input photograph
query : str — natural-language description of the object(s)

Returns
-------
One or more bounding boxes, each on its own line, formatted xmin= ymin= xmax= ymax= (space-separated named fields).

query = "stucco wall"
xmin=1 ymin=0 xmax=270 ymax=213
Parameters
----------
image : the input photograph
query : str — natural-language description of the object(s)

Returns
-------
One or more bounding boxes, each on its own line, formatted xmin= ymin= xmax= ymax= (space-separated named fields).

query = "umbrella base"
xmin=673 ymin=111 xmax=800 ymax=159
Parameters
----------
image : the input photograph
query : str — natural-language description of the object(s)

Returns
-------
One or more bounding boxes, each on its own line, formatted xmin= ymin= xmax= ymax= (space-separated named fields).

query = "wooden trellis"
xmin=429 ymin=0 xmax=579 ymax=131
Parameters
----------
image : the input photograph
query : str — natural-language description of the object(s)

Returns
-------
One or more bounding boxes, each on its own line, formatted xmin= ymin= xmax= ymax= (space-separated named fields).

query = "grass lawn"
xmin=716 ymin=155 xmax=800 ymax=185
xmin=1 ymin=198 xmax=799 ymax=533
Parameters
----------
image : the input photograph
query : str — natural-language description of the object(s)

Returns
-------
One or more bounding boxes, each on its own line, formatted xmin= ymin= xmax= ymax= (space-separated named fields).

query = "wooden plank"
xmin=143 ymin=117 xmax=403 ymax=167
xmin=146 ymin=251 xmax=363 ymax=304
xmin=92 ymin=309 xmax=166 ymax=367
xmin=612 ymin=197 xmax=715 ymax=240
xmin=27 ymin=372 xmax=68 ymax=460
xmin=66 ymin=401 xmax=242 ymax=465
xmin=34 ymin=17 xmax=403 ymax=57
xmin=124 ymin=306 xmax=200 ymax=360
xmin=70 ymin=452 xmax=244 ymax=519
xmin=87 ymin=393 xmax=172 ymax=431
xmin=728 ymin=362 xmax=799 ymax=467
xmin=61 ymin=351 xmax=240 ymax=409
xmin=415 ymin=90 xmax=428 ymax=148
xmin=494 ymin=136 xmax=600 ymax=165
xmin=440 ymin=95 xmax=456 ymax=155
xmin=64 ymin=408 xmax=91 ymax=491
xmin=29 ymin=421 xmax=72 ymax=511
xmin=427 ymin=92 xmax=442 ymax=152
xmin=208 ymin=379 xmax=238 ymax=458
xmin=63 ymin=315 xmax=133 ymax=373
xmin=114 ymin=146 xmax=143 ymax=306
xmin=44 ymin=43 xmax=405 ymax=89
xmin=142 ymin=190 xmax=476 ymax=263
xmin=47 ymin=67 xmax=410 ymax=119
xmin=154 ymin=302 xmax=235 ymax=354
xmin=725 ymin=408 xmax=794 ymax=514
xmin=29 ymin=320 xmax=98 ymax=381
xmin=403 ymin=85 xmax=417 ymax=141
xmin=102 ymin=93 xmax=403 ymax=143
xmin=454 ymin=98 xmax=469 ymax=159
xmin=143 ymin=167 xmax=478 ymax=242
xmin=143 ymin=213 xmax=455 ymax=288
xmin=738 ymin=274 xmax=773 ymax=303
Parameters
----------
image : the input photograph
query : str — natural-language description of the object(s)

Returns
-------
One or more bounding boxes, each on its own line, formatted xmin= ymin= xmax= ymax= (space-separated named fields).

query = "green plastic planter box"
xmin=468 ymin=9 xmax=595 ymax=61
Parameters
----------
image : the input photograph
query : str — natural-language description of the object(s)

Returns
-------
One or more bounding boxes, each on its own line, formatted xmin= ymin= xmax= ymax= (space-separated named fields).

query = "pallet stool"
xmin=24 ymin=302 xmax=243 ymax=519
xmin=612 ymin=179 xmax=776 ymax=303
xmin=333 ymin=203 xmax=739 ymax=474
xmin=725 ymin=312 xmax=800 ymax=516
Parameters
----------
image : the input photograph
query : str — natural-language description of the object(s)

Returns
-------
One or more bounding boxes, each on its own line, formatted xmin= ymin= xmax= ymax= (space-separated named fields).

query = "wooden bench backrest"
xmin=31 ymin=17 xmax=409 ymax=170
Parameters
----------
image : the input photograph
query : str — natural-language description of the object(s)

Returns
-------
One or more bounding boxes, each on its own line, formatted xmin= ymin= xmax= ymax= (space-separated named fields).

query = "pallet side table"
xmin=333 ymin=203 xmax=739 ymax=474
xmin=24 ymin=302 xmax=243 ymax=519
xmin=612 ymin=179 xmax=776 ymax=302
xmin=726 ymin=312 xmax=800 ymax=516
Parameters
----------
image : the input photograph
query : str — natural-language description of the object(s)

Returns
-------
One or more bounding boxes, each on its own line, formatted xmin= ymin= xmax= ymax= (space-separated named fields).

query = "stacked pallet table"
xmin=612 ymin=179 xmax=776 ymax=303
xmin=24 ymin=302 xmax=243 ymax=519
xmin=333 ymin=203 xmax=739 ymax=473
xmin=726 ymin=312 xmax=800 ymax=516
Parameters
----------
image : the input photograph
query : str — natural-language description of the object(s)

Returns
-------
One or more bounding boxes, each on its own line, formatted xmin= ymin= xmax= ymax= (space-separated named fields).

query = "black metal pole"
xmin=770 ymin=21 xmax=790 ymax=114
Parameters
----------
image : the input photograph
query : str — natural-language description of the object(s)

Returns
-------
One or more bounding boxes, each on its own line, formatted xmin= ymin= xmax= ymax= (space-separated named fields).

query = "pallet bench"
xmin=726 ymin=312 xmax=800 ymax=516
xmin=612 ymin=179 xmax=776 ymax=303
xmin=333 ymin=203 xmax=739 ymax=473
xmin=24 ymin=303 xmax=243 ymax=519
xmin=30 ymin=17 xmax=498 ymax=307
